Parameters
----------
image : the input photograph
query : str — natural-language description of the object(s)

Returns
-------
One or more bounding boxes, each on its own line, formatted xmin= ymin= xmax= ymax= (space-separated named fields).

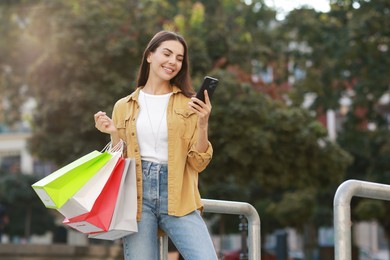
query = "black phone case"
xmin=196 ymin=76 xmax=219 ymax=102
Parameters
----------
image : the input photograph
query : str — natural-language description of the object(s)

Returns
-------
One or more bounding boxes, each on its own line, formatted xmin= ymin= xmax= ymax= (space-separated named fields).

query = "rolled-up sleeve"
xmin=187 ymin=141 xmax=213 ymax=172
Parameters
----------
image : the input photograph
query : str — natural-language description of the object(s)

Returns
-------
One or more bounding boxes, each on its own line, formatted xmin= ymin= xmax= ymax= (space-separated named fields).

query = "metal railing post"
xmin=159 ymin=199 xmax=261 ymax=260
xmin=239 ymin=215 xmax=249 ymax=260
xmin=159 ymin=236 xmax=168 ymax=260
xmin=334 ymin=179 xmax=390 ymax=260
xmin=202 ymin=199 xmax=261 ymax=260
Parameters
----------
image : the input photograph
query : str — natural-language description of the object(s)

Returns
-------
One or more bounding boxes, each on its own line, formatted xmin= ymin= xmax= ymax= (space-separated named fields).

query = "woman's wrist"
xmin=110 ymin=130 xmax=121 ymax=146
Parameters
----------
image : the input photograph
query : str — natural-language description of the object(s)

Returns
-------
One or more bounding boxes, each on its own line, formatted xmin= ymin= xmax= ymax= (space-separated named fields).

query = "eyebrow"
xmin=163 ymin=48 xmax=184 ymax=58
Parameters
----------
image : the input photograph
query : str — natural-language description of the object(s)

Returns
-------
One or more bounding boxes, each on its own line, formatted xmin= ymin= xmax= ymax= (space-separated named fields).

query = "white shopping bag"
xmin=57 ymin=152 xmax=122 ymax=218
xmin=88 ymin=158 xmax=138 ymax=240
xmin=63 ymin=157 xmax=126 ymax=234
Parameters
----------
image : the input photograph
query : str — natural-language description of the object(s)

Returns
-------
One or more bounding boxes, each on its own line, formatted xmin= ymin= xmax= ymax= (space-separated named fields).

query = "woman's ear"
xmin=146 ymin=53 xmax=152 ymax=63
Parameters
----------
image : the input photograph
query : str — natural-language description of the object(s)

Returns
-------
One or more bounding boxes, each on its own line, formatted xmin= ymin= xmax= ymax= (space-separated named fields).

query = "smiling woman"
xmin=146 ymin=41 xmax=185 ymax=89
xmin=93 ymin=31 xmax=218 ymax=260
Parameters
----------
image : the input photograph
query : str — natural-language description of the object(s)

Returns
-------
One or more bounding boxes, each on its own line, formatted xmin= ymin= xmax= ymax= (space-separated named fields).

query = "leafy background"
xmin=0 ymin=0 xmax=389 ymax=257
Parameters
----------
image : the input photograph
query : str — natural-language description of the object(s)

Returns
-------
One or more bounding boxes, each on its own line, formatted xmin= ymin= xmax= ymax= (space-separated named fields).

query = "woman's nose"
xmin=168 ymin=56 xmax=176 ymax=64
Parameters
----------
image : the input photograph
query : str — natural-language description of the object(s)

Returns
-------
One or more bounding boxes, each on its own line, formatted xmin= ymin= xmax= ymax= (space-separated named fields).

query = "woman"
xmin=94 ymin=31 xmax=218 ymax=260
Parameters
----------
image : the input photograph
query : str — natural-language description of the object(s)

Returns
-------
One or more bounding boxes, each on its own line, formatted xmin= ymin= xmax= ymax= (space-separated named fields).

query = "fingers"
xmin=188 ymin=91 xmax=212 ymax=118
xmin=189 ymin=99 xmax=206 ymax=113
xmin=94 ymin=111 xmax=112 ymax=131
xmin=189 ymin=93 xmax=212 ymax=129
xmin=189 ymin=91 xmax=212 ymax=110
xmin=94 ymin=111 xmax=106 ymax=123
xmin=204 ymin=90 xmax=211 ymax=106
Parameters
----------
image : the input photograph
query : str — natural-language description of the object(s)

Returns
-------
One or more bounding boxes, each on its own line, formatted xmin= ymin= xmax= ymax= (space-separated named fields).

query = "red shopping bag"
xmin=88 ymin=158 xmax=138 ymax=240
xmin=63 ymin=157 xmax=125 ymax=234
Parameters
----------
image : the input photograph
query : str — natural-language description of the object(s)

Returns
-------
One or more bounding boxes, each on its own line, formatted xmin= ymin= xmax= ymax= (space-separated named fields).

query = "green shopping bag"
xmin=32 ymin=150 xmax=112 ymax=209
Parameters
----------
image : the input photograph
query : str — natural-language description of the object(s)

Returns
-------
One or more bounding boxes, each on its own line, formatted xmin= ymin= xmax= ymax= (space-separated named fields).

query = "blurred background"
xmin=0 ymin=0 xmax=389 ymax=259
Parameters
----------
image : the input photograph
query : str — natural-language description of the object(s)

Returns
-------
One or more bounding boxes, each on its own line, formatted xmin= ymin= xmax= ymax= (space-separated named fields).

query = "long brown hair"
xmin=136 ymin=31 xmax=194 ymax=97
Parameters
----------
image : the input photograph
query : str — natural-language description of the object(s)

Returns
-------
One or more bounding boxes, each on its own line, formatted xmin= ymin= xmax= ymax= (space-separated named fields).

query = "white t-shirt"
xmin=136 ymin=90 xmax=172 ymax=163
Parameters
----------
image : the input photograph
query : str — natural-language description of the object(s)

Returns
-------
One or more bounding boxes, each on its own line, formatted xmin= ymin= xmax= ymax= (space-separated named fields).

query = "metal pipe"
xmin=202 ymin=199 xmax=261 ymax=260
xmin=334 ymin=179 xmax=390 ymax=260
xmin=158 ymin=236 xmax=168 ymax=260
xmin=159 ymin=199 xmax=261 ymax=260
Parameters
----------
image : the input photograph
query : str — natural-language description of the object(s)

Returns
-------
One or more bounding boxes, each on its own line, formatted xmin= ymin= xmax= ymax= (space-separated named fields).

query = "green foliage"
xmin=0 ymin=174 xmax=56 ymax=237
xmin=26 ymin=0 xmax=152 ymax=163
xmin=267 ymin=188 xmax=316 ymax=228
xmin=339 ymin=128 xmax=390 ymax=236
xmin=13 ymin=0 xmax=278 ymax=166
xmin=283 ymin=0 xmax=390 ymax=239
xmin=2 ymin=0 xmax=389 ymax=244
xmin=285 ymin=1 xmax=390 ymax=124
xmin=201 ymin=69 xmax=352 ymax=232
xmin=0 ymin=2 xmax=37 ymax=130
xmin=353 ymin=199 xmax=386 ymax=220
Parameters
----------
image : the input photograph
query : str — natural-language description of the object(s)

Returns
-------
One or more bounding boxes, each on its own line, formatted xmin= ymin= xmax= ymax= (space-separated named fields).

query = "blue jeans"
xmin=122 ymin=160 xmax=218 ymax=260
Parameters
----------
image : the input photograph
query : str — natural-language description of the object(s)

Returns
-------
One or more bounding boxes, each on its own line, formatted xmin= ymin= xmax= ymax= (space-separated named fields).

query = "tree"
xmin=281 ymin=0 xmax=390 ymax=253
xmin=0 ymin=1 xmax=40 ymax=132
xmin=200 ymin=69 xmax=352 ymax=242
xmin=26 ymin=0 xmax=157 ymax=164
xmin=0 ymin=174 xmax=56 ymax=239
xmin=25 ymin=0 xmax=278 ymax=164
xmin=1 ymin=0 xmax=357 ymax=255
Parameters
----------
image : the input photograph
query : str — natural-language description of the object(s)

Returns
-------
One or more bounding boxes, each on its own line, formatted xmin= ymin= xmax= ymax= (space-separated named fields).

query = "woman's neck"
xmin=143 ymin=78 xmax=172 ymax=95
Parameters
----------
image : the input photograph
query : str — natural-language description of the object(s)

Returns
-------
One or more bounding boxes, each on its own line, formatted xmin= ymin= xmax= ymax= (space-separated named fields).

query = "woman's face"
xmin=147 ymin=40 xmax=184 ymax=82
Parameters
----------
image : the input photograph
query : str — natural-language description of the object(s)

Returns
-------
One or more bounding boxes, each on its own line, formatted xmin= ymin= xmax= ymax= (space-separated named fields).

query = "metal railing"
xmin=159 ymin=199 xmax=261 ymax=260
xmin=334 ymin=179 xmax=390 ymax=260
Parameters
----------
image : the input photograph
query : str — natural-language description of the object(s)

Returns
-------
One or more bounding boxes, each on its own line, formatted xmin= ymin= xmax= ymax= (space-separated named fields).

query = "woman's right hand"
xmin=94 ymin=111 xmax=117 ymax=135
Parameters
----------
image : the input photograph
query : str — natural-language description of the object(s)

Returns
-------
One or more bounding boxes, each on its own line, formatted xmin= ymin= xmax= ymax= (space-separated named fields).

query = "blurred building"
xmin=0 ymin=132 xmax=33 ymax=175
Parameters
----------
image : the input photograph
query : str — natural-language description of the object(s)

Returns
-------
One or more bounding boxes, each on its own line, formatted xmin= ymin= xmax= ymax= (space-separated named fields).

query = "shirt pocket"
xmin=114 ymin=114 xmax=132 ymax=142
xmin=115 ymin=119 xmax=126 ymax=129
xmin=174 ymin=108 xmax=196 ymax=139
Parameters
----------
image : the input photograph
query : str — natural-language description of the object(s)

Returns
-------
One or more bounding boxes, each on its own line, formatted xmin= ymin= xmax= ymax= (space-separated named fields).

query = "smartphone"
xmin=195 ymin=76 xmax=219 ymax=103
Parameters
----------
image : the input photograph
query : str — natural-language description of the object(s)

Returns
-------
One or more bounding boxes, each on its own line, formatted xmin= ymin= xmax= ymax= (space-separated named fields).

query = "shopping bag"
xmin=32 ymin=150 xmax=112 ymax=209
xmin=89 ymin=158 xmax=138 ymax=240
xmin=57 ymin=151 xmax=122 ymax=218
xmin=63 ymin=157 xmax=126 ymax=234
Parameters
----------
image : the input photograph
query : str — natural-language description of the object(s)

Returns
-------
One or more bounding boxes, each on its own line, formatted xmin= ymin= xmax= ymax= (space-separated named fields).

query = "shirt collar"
xmin=125 ymin=85 xmax=181 ymax=102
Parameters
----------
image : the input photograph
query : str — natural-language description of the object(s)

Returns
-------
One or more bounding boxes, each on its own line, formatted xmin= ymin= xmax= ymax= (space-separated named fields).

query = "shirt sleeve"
xmin=187 ymin=141 xmax=213 ymax=173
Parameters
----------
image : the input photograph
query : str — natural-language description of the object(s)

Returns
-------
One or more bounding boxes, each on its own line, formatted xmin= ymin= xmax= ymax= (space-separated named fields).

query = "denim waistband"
xmin=141 ymin=160 xmax=168 ymax=169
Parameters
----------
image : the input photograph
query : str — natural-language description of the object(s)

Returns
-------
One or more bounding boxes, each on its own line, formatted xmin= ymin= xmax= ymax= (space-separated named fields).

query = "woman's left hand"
xmin=188 ymin=90 xmax=212 ymax=129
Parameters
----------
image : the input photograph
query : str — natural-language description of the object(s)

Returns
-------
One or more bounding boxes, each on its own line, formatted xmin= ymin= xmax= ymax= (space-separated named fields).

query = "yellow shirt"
xmin=111 ymin=86 xmax=213 ymax=220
